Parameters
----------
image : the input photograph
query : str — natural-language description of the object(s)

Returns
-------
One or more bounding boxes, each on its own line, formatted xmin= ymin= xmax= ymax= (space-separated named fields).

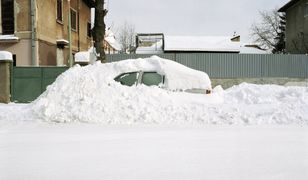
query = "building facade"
xmin=279 ymin=0 xmax=308 ymax=54
xmin=0 ymin=0 xmax=94 ymax=66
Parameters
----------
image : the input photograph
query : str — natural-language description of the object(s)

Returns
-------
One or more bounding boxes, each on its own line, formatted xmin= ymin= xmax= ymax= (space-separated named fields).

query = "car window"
xmin=141 ymin=72 xmax=164 ymax=86
xmin=114 ymin=72 xmax=138 ymax=86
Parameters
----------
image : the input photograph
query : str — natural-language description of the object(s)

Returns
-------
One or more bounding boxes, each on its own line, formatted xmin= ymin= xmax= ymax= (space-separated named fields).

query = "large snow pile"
xmin=30 ymin=56 xmax=213 ymax=123
xmin=2 ymin=56 xmax=306 ymax=125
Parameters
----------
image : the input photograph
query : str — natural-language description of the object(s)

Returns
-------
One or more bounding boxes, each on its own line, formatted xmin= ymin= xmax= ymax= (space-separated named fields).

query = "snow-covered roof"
xmin=164 ymin=36 xmax=240 ymax=52
xmin=0 ymin=51 xmax=13 ymax=61
xmin=105 ymin=29 xmax=121 ymax=51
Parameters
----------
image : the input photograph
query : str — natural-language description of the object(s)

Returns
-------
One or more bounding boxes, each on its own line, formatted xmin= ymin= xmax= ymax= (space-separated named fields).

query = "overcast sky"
xmin=104 ymin=0 xmax=290 ymax=43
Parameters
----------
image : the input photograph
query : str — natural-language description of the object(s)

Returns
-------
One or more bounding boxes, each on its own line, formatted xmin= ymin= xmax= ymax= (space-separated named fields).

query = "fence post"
xmin=0 ymin=51 xmax=13 ymax=103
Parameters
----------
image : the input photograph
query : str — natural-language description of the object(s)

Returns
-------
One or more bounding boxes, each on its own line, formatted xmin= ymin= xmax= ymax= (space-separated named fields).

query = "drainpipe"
xmin=31 ymin=0 xmax=37 ymax=66
xmin=68 ymin=0 xmax=73 ymax=67
xmin=77 ymin=0 xmax=80 ymax=52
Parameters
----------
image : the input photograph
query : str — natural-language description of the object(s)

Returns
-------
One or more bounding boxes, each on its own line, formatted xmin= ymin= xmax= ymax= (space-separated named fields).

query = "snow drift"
xmin=1 ymin=56 xmax=308 ymax=125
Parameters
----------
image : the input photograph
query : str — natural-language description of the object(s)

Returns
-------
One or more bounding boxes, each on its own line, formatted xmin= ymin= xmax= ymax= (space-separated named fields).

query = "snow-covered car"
xmin=113 ymin=56 xmax=212 ymax=94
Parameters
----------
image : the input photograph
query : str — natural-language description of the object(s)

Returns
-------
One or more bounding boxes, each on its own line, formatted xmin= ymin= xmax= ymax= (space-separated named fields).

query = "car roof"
xmin=109 ymin=56 xmax=211 ymax=90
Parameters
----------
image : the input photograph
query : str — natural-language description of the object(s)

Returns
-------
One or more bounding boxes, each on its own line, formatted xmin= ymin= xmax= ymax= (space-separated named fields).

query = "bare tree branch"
xmin=250 ymin=9 xmax=283 ymax=52
xmin=117 ymin=22 xmax=136 ymax=54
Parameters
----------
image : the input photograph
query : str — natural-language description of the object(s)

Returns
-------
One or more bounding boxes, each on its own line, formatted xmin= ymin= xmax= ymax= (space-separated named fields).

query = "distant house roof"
xmin=105 ymin=29 xmax=121 ymax=51
xmin=164 ymin=36 xmax=240 ymax=53
xmin=135 ymin=35 xmax=269 ymax=54
xmin=82 ymin=0 xmax=95 ymax=8
xmin=278 ymin=0 xmax=301 ymax=12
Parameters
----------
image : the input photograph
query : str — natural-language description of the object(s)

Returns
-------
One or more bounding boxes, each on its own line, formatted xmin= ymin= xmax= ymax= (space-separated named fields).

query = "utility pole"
xmin=31 ymin=0 xmax=37 ymax=66
xmin=68 ymin=0 xmax=73 ymax=67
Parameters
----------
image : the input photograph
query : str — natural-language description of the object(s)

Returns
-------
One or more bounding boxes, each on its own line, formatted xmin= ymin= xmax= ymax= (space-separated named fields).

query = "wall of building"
xmin=16 ymin=0 xmax=31 ymax=32
xmin=0 ymin=39 xmax=32 ymax=66
xmin=36 ymin=0 xmax=91 ymax=65
xmin=0 ymin=60 xmax=11 ymax=103
xmin=77 ymin=0 xmax=92 ymax=51
xmin=0 ymin=0 xmax=32 ymax=65
xmin=1 ymin=0 xmax=92 ymax=66
xmin=285 ymin=0 xmax=308 ymax=54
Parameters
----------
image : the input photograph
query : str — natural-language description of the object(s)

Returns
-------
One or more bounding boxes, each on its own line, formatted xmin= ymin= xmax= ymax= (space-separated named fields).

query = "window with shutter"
xmin=57 ymin=0 xmax=63 ymax=22
xmin=1 ymin=0 xmax=14 ymax=35
xmin=70 ymin=8 xmax=77 ymax=31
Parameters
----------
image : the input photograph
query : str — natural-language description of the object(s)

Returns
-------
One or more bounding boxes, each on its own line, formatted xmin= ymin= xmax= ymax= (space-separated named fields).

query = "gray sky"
xmin=105 ymin=0 xmax=289 ymax=43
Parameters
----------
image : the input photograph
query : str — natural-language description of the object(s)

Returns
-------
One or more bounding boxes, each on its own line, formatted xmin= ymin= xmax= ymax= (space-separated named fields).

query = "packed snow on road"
xmin=1 ymin=57 xmax=308 ymax=180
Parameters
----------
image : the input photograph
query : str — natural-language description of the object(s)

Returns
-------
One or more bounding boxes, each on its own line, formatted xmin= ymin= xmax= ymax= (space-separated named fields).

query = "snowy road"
xmin=1 ymin=124 xmax=308 ymax=180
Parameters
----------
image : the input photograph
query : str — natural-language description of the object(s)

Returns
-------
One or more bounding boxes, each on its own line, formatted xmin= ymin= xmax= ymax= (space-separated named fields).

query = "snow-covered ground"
xmin=1 ymin=124 xmax=308 ymax=180
xmin=1 ymin=57 xmax=308 ymax=179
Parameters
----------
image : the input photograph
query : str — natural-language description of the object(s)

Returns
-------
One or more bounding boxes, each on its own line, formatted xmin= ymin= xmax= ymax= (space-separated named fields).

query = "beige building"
xmin=0 ymin=0 xmax=94 ymax=66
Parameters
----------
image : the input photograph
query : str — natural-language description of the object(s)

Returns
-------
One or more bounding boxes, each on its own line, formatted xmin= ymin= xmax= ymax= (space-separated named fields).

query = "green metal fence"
xmin=10 ymin=53 xmax=308 ymax=102
xmin=107 ymin=53 xmax=308 ymax=78
xmin=11 ymin=67 xmax=68 ymax=102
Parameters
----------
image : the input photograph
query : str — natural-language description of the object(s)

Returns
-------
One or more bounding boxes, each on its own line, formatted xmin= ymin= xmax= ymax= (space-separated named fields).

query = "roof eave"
xmin=82 ymin=0 xmax=95 ymax=8
xmin=278 ymin=0 xmax=300 ymax=12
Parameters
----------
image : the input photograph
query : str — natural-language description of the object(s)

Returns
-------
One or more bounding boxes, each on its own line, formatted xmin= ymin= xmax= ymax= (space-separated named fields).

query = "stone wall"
xmin=0 ymin=61 xmax=11 ymax=103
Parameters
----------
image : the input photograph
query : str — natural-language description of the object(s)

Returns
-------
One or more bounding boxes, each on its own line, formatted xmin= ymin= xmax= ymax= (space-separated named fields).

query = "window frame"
xmin=305 ymin=3 xmax=308 ymax=18
xmin=70 ymin=8 xmax=78 ymax=32
xmin=87 ymin=21 xmax=92 ymax=38
xmin=1 ymin=0 xmax=15 ymax=35
xmin=56 ymin=0 xmax=63 ymax=23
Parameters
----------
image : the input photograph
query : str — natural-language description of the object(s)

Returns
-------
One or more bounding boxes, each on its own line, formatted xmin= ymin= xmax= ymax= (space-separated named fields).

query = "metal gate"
xmin=11 ymin=67 xmax=68 ymax=102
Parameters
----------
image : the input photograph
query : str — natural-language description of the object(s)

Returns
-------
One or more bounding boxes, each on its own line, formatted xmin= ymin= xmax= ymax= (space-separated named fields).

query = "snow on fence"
xmin=106 ymin=53 xmax=308 ymax=78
